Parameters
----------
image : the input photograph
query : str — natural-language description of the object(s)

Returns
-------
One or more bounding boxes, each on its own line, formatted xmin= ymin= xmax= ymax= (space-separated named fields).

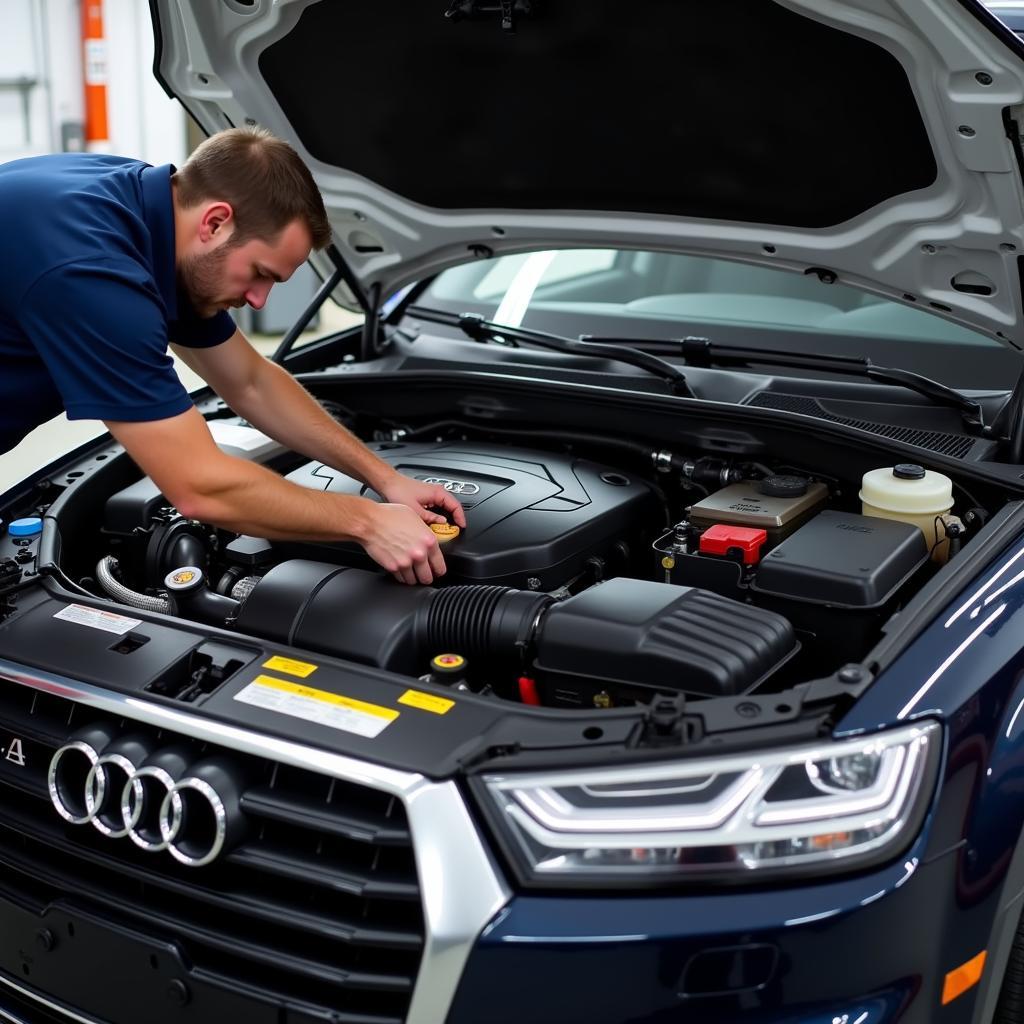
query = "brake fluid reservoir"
xmin=860 ymin=464 xmax=954 ymax=562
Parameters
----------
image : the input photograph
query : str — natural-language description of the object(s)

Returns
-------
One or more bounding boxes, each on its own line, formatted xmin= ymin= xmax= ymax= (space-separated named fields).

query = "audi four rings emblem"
xmin=48 ymin=740 xmax=228 ymax=867
xmin=422 ymin=476 xmax=480 ymax=496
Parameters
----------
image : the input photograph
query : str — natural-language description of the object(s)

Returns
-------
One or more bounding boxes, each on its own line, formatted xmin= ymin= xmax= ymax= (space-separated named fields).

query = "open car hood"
xmin=152 ymin=0 xmax=1024 ymax=347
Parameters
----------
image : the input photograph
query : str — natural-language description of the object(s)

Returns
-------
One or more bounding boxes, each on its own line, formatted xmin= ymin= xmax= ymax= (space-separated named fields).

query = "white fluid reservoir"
xmin=860 ymin=464 xmax=954 ymax=562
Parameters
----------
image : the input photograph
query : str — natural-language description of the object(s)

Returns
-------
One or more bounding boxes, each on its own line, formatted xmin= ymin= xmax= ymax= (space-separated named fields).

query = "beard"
xmin=176 ymin=244 xmax=234 ymax=318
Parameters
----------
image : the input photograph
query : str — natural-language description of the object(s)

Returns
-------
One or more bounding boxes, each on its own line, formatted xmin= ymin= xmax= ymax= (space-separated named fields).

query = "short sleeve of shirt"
xmin=18 ymin=256 xmax=195 ymax=424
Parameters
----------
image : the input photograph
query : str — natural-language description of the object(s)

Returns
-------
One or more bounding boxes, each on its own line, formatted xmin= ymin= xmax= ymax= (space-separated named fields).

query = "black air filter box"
xmin=534 ymin=578 xmax=795 ymax=704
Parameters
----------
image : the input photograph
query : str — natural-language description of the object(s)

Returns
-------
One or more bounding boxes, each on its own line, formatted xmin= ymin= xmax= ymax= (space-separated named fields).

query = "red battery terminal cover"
xmin=699 ymin=524 xmax=768 ymax=564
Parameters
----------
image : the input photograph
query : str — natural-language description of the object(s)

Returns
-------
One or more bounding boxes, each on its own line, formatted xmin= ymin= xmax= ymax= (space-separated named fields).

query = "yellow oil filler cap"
xmin=860 ymin=464 xmax=954 ymax=562
xmin=430 ymin=522 xmax=461 ymax=544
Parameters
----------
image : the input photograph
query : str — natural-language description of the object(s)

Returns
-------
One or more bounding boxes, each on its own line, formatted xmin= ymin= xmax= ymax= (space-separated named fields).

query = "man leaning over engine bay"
xmin=0 ymin=127 xmax=464 ymax=585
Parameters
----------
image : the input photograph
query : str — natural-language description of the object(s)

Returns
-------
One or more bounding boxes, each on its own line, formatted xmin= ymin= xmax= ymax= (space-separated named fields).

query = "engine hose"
xmin=424 ymin=585 xmax=552 ymax=664
xmin=230 ymin=575 xmax=262 ymax=603
xmin=96 ymin=556 xmax=171 ymax=613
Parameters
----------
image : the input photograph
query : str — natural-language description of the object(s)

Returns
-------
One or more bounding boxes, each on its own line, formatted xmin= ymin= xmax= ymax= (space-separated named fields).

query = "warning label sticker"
xmin=234 ymin=675 xmax=399 ymax=738
xmin=398 ymin=689 xmax=455 ymax=715
xmin=53 ymin=604 xmax=142 ymax=636
xmin=262 ymin=655 xmax=318 ymax=679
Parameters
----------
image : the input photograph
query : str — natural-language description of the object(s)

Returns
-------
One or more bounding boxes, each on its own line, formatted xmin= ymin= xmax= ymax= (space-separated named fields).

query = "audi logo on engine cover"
xmin=48 ymin=734 xmax=237 ymax=868
xmin=422 ymin=476 xmax=480 ymax=496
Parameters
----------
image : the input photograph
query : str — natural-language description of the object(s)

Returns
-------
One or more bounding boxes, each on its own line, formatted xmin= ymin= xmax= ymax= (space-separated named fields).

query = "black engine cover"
xmin=284 ymin=443 xmax=657 ymax=590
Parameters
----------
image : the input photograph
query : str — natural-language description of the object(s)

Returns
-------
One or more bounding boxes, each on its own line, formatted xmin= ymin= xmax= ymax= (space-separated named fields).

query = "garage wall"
xmin=0 ymin=0 xmax=186 ymax=165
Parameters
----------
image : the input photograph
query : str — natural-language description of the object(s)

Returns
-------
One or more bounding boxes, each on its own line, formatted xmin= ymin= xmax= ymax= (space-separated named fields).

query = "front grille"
xmin=0 ymin=976 xmax=83 ymax=1024
xmin=0 ymin=683 xmax=423 ymax=1024
xmin=747 ymin=392 xmax=978 ymax=459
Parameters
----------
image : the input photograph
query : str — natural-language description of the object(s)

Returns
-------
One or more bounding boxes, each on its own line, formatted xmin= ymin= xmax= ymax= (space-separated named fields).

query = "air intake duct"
xmin=234 ymin=561 xmax=550 ymax=675
xmin=234 ymin=561 xmax=796 ymax=699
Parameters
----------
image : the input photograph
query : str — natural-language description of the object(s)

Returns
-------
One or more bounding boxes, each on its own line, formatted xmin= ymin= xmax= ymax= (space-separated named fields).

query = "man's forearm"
xmin=173 ymin=450 xmax=377 ymax=541
xmin=227 ymin=358 xmax=397 ymax=490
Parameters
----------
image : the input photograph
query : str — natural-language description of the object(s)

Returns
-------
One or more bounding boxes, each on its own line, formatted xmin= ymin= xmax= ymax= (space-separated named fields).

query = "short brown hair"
xmin=172 ymin=127 xmax=331 ymax=250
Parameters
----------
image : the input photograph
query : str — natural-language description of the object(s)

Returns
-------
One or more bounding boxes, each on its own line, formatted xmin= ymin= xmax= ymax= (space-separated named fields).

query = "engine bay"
xmin=4 ymin=403 xmax=992 ymax=719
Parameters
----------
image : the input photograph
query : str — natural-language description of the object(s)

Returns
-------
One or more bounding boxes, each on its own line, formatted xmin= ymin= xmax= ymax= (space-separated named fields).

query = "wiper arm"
xmin=862 ymin=363 xmax=982 ymax=428
xmin=580 ymin=335 xmax=984 ymax=429
xmin=407 ymin=307 xmax=695 ymax=397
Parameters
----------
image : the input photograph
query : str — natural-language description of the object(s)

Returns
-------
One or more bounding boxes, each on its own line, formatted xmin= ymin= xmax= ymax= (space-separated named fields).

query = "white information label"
xmin=207 ymin=421 xmax=272 ymax=452
xmin=234 ymin=676 xmax=399 ymax=739
xmin=53 ymin=604 xmax=142 ymax=635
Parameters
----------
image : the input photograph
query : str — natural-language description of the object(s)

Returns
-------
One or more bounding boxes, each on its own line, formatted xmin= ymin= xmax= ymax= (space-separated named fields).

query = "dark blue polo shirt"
xmin=0 ymin=154 xmax=236 ymax=455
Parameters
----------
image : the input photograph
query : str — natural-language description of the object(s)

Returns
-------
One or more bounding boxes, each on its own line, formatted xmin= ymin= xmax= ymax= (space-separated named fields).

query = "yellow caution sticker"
xmin=234 ymin=675 xmax=399 ymax=738
xmin=399 ymin=689 xmax=455 ymax=715
xmin=263 ymin=655 xmax=318 ymax=678
xmin=661 ymin=555 xmax=676 ymax=570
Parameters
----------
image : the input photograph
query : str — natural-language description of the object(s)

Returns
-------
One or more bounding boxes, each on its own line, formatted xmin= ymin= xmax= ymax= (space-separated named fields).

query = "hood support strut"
xmin=988 ymin=362 xmax=1024 ymax=462
xmin=272 ymin=244 xmax=383 ymax=365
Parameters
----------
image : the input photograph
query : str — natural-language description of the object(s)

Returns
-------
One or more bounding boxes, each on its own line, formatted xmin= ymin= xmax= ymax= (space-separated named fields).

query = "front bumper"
xmin=445 ymin=844 xmax=973 ymax=1024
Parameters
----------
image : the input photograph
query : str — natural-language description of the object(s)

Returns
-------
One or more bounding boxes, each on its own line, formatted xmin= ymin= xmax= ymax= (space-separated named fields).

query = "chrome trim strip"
xmin=0 ymin=970 xmax=109 ymax=1024
xmin=0 ymin=658 xmax=511 ymax=1023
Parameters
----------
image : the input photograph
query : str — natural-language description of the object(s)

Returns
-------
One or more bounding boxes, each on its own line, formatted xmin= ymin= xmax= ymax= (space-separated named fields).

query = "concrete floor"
xmin=0 ymin=305 xmax=361 ymax=496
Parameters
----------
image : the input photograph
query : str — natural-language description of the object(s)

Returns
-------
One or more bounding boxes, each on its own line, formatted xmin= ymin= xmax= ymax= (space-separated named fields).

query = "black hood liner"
xmin=260 ymin=0 xmax=936 ymax=228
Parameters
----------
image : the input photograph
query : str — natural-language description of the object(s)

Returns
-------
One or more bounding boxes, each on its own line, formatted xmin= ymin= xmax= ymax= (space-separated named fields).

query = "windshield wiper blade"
xmin=407 ymin=307 xmax=695 ymax=397
xmin=580 ymin=335 xmax=984 ymax=429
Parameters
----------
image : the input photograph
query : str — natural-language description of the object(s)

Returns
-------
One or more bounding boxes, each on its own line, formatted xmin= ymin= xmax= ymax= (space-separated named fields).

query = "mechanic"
xmin=0 ymin=127 xmax=464 ymax=585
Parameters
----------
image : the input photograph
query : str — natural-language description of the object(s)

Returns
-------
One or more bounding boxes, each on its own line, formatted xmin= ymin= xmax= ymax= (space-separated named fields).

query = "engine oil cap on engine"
xmin=430 ymin=522 xmax=461 ymax=544
xmin=699 ymin=524 xmax=768 ymax=564
xmin=8 ymin=517 xmax=42 ymax=538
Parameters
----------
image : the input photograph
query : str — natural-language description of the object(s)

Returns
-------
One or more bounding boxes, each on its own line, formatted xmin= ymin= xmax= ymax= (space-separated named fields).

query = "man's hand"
xmin=106 ymin=410 xmax=448 ymax=585
xmin=358 ymin=503 xmax=447 ymax=585
xmin=378 ymin=474 xmax=468 ymax=528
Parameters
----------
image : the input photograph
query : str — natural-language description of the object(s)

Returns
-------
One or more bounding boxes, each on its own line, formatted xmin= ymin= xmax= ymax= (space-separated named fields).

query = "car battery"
xmin=653 ymin=508 xmax=929 ymax=673
xmin=686 ymin=476 xmax=828 ymax=548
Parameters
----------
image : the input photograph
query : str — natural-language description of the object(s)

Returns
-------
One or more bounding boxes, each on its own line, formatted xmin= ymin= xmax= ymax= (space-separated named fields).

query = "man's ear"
xmin=197 ymin=202 xmax=234 ymax=244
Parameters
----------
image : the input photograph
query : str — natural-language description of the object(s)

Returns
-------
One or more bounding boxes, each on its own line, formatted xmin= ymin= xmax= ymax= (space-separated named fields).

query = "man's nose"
xmin=245 ymin=281 xmax=272 ymax=310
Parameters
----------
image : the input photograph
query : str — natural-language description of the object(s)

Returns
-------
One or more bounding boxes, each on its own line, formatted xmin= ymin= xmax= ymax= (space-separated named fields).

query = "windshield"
xmin=417 ymin=249 xmax=1018 ymax=389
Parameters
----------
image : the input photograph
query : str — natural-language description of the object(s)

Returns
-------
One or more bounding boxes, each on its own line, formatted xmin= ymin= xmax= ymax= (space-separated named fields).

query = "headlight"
xmin=477 ymin=722 xmax=940 ymax=887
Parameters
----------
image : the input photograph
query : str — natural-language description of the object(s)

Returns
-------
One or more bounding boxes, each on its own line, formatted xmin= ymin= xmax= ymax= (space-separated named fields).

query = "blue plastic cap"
xmin=9 ymin=517 xmax=42 ymax=538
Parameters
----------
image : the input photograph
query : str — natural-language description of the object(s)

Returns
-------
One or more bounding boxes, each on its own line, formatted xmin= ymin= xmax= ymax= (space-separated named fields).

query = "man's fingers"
xmin=440 ymin=493 xmax=467 ymax=528
xmin=428 ymin=544 xmax=446 ymax=579
xmin=414 ymin=558 xmax=434 ymax=585
xmin=428 ymin=487 xmax=466 ymax=528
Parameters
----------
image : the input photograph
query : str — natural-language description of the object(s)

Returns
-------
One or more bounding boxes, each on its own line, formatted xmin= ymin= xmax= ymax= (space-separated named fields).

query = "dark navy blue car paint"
xmin=441 ymin=531 xmax=1024 ymax=1023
